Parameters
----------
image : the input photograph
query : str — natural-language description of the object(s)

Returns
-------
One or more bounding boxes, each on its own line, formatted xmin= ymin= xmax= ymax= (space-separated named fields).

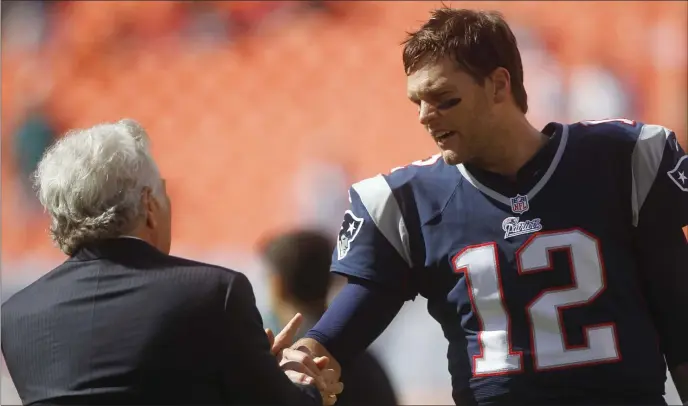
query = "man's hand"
xmin=291 ymin=337 xmax=342 ymax=382
xmin=280 ymin=348 xmax=342 ymax=406
xmin=289 ymin=337 xmax=344 ymax=406
xmin=265 ymin=313 xmax=303 ymax=356
xmin=266 ymin=314 xmax=343 ymax=405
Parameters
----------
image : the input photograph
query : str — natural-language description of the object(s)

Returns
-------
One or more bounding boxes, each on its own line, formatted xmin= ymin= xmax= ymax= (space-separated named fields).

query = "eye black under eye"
xmin=437 ymin=98 xmax=461 ymax=110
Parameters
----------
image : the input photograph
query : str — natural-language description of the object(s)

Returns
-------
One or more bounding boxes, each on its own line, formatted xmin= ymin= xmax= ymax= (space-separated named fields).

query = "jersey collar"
xmin=456 ymin=122 xmax=569 ymax=207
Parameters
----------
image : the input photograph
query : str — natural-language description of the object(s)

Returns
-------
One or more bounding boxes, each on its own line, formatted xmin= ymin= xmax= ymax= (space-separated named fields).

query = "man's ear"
xmin=141 ymin=187 xmax=157 ymax=229
xmin=489 ymin=67 xmax=511 ymax=104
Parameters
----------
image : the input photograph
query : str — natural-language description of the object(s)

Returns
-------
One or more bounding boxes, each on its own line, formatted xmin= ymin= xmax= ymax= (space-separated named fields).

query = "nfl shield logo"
xmin=510 ymin=194 xmax=529 ymax=214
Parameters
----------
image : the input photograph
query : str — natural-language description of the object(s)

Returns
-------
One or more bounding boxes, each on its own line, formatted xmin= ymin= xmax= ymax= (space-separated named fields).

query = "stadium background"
xmin=1 ymin=1 xmax=686 ymax=404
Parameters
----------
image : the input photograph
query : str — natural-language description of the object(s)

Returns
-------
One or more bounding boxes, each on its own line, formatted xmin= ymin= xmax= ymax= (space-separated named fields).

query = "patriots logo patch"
xmin=337 ymin=210 xmax=364 ymax=260
xmin=667 ymin=155 xmax=688 ymax=192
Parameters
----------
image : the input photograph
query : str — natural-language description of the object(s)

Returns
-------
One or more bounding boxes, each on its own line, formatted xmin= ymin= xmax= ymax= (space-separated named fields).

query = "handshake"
xmin=266 ymin=314 xmax=343 ymax=406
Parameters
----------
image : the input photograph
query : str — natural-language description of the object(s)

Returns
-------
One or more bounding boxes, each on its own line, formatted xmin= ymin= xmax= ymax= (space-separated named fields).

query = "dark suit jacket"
xmin=1 ymin=238 xmax=322 ymax=406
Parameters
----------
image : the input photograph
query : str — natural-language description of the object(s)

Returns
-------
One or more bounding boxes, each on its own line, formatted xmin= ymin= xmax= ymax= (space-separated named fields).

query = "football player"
xmin=282 ymin=7 xmax=688 ymax=405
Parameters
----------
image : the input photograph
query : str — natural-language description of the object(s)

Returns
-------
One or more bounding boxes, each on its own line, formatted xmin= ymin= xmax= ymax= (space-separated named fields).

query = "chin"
xmin=441 ymin=150 xmax=465 ymax=166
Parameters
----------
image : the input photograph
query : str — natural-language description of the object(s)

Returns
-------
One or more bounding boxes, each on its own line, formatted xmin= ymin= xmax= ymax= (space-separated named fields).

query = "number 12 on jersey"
xmin=452 ymin=228 xmax=620 ymax=376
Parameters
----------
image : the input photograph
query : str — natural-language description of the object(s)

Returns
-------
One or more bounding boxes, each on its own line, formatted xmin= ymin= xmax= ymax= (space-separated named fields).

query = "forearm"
xmin=294 ymin=278 xmax=405 ymax=376
xmin=670 ymin=363 xmax=688 ymax=403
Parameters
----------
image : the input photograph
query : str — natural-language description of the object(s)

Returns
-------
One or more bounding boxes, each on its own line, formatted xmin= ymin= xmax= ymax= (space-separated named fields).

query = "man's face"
xmin=406 ymin=56 xmax=496 ymax=165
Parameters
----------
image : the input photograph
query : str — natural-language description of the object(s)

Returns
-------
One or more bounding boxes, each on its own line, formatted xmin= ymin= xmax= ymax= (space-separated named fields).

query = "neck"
xmin=129 ymin=225 xmax=158 ymax=251
xmin=474 ymin=114 xmax=548 ymax=178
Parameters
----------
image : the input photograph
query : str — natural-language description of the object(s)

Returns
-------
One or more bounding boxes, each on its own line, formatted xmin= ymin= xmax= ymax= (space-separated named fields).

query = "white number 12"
xmin=453 ymin=228 xmax=620 ymax=376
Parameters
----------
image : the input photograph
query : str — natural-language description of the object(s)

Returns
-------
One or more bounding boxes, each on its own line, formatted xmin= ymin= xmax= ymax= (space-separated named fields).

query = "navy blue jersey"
xmin=332 ymin=120 xmax=688 ymax=404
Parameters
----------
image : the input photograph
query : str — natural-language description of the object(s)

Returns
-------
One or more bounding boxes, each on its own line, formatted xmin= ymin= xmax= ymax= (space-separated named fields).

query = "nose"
xmin=418 ymin=101 xmax=437 ymax=126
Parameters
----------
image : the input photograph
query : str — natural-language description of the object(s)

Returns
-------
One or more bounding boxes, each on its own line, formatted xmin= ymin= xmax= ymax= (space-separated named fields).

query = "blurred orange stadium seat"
xmin=1 ymin=1 xmax=686 ymax=264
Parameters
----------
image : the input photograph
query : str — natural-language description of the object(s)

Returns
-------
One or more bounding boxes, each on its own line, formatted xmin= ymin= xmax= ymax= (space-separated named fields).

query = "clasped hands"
xmin=266 ymin=314 xmax=343 ymax=406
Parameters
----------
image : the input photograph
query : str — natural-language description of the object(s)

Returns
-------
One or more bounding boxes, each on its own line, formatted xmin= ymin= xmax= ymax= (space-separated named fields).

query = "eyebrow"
xmin=408 ymin=89 xmax=453 ymax=103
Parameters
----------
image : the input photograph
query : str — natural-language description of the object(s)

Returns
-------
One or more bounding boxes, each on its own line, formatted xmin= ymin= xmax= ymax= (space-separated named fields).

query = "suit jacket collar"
xmin=70 ymin=237 xmax=164 ymax=262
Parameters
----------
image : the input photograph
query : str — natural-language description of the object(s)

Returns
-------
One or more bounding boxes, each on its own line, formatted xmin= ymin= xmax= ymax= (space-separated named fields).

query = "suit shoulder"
xmin=0 ymin=265 xmax=63 ymax=315
xmin=164 ymin=254 xmax=247 ymax=284
xmin=128 ymin=255 xmax=255 ymax=309
xmin=1 ymin=288 xmax=22 ymax=316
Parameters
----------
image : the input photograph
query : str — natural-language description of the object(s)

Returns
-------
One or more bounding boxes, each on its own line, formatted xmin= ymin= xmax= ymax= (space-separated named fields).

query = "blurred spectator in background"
xmin=566 ymin=64 xmax=632 ymax=121
xmin=183 ymin=1 xmax=232 ymax=44
xmin=294 ymin=160 xmax=351 ymax=237
xmin=12 ymin=101 xmax=58 ymax=209
xmin=515 ymin=27 xmax=566 ymax=129
xmin=260 ymin=229 xmax=399 ymax=406
xmin=1 ymin=0 xmax=51 ymax=51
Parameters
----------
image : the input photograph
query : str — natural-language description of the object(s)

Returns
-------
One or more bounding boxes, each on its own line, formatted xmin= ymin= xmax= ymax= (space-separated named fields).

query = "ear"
xmin=141 ymin=187 xmax=158 ymax=229
xmin=489 ymin=67 xmax=511 ymax=104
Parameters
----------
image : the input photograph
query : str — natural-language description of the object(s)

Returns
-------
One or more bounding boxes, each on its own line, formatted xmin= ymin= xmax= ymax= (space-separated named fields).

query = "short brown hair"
xmin=259 ymin=229 xmax=334 ymax=305
xmin=402 ymin=7 xmax=528 ymax=113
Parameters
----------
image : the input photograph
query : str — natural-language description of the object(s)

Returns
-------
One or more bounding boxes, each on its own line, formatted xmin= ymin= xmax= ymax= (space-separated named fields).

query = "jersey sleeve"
xmin=305 ymin=279 xmax=405 ymax=365
xmin=630 ymin=124 xmax=688 ymax=368
xmin=332 ymin=174 xmax=417 ymax=300
xmin=630 ymin=124 xmax=688 ymax=229
xmin=633 ymin=224 xmax=688 ymax=369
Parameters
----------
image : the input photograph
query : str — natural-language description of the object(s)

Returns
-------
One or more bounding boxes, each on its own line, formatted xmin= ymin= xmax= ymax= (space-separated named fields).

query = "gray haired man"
xmin=1 ymin=119 xmax=342 ymax=406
